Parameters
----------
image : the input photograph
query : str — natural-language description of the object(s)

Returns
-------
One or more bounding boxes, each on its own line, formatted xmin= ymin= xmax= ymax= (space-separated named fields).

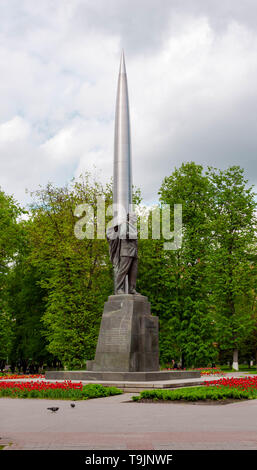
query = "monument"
xmin=46 ymin=52 xmax=200 ymax=385
xmin=86 ymin=51 xmax=159 ymax=372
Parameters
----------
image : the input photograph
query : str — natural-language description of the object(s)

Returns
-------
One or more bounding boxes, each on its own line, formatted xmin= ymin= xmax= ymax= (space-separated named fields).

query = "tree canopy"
xmin=0 ymin=163 xmax=256 ymax=370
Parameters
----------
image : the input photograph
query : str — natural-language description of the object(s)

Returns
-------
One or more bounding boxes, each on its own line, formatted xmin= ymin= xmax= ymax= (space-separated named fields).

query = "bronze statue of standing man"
xmin=107 ymin=212 xmax=139 ymax=295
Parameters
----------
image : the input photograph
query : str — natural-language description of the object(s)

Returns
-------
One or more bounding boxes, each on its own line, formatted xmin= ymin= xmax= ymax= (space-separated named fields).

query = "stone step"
xmin=45 ymin=370 xmax=201 ymax=381
xmin=85 ymin=379 xmax=204 ymax=393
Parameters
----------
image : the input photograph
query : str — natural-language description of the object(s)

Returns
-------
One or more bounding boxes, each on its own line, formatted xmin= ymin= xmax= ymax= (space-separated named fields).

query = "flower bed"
xmin=163 ymin=366 xmax=224 ymax=376
xmin=188 ymin=368 xmax=224 ymax=376
xmin=0 ymin=374 xmax=45 ymax=380
xmin=204 ymin=375 xmax=257 ymax=391
xmin=133 ymin=376 xmax=257 ymax=402
xmin=0 ymin=380 xmax=122 ymax=400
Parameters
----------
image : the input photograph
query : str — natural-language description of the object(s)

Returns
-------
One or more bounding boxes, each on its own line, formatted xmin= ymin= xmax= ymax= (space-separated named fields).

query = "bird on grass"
xmin=47 ymin=407 xmax=59 ymax=412
xmin=70 ymin=403 xmax=75 ymax=408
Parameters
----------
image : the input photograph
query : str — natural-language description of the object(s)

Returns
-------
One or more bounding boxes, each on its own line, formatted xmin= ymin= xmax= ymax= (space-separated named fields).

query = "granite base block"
xmin=87 ymin=294 xmax=159 ymax=372
xmin=45 ymin=370 xmax=201 ymax=382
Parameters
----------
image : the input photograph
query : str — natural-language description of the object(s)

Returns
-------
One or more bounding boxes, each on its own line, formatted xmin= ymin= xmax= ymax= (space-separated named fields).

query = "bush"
xmin=82 ymin=384 xmax=123 ymax=399
xmin=132 ymin=386 xmax=257 ymax=402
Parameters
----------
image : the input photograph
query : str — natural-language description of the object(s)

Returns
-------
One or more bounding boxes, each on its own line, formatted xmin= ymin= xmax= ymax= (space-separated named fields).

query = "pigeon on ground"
xmin=70 ymin=403 xmax=75 ymax=408
xmin=47 ymin=407 xmax=59 ymax=412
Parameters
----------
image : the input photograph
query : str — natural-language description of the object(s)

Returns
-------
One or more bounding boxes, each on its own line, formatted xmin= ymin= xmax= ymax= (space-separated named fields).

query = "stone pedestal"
xmin=86 ymin=294 xmax=159 ymax=372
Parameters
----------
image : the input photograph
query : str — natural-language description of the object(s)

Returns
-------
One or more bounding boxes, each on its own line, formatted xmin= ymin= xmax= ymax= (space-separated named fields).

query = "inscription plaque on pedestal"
xmin=86 ymin=294 xmax=159 ymax=372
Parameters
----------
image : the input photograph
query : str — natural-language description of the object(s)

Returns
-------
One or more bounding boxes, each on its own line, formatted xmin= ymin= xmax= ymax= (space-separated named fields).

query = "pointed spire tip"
xmin=119 ymin=49 xmax=126 ymax=75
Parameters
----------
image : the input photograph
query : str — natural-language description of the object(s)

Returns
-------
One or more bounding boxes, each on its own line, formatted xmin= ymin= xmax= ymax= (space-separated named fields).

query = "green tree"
xmin=6 ymin=224 xmax=53 ymax=373
xmin=158 ymin=162 xmax=218 ymax=367
xmin=28 ymin=174 xmax=113 ymax=369
xmin=0 ymin=189 xmax=23 ymax=271
xmin=137 ymin=206 xmax=181 ymax=365
xmin=0 ymin=188 xmax=23 ymax=369
xmin=206 ymin=166 xmax=257 ymax=369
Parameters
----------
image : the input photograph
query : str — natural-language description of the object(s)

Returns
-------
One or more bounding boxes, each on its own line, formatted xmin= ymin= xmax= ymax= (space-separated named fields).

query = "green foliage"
xmin=27 ymin=174 xmax=114 ymax=368
xmin=138 ymin=163 xmax=256 ymax=368
xmin=0 ymin=163 xmax=256 ymax=371
xmin=6 ymin=240 xmax=52 ymax=369
xmin=0 ymin=310 xmax=14 ymax=365
xmin=0 ymin=383 xmax=123 ymax=400
xmin=155 ymin=162 xmax=218 ymax=366
xmin=81 ymin=383 xmax=123 ymax=399
xmin=0 ymin=189 xmax=25 ymax=365
xmin=0 ymin=189 xmax=24 ymax=272
xmin=206 ymin=166 xmax=257 ymax=355
xmin=132 ymin=386 xmax=256 ymax=402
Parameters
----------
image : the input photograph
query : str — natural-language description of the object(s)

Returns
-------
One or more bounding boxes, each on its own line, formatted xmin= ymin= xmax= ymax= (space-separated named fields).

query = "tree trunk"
xmin=232 ymin=348 xmax=239 ymax=371
xmin=180 ymin=353 xmax=185 ymax=369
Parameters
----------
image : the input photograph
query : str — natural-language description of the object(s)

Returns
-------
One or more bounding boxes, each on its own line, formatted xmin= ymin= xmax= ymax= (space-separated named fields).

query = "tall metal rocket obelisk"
xmin=113 ymin=50 xmax=132 ymax=221
xmin=46 ymin=51 xmax=201 ymax=378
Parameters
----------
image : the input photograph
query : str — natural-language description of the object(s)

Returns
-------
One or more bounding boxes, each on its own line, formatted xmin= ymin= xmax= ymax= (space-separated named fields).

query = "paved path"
xmin=1 ymin=390 xmax=257 ymax=450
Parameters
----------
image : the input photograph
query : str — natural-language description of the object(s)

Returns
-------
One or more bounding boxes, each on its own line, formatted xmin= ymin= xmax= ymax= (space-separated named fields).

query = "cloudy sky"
xmin=0 ymin=0 xmax=257 ymax=206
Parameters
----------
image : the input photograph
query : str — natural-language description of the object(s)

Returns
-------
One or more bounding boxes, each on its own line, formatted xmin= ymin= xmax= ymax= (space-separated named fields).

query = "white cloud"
xmin=0 ymin=116 xmax=30 ymax=143
xmin=129 ymin=18 xmax=257 ymax=199
xmin=0 ymin=1 xmax=256 ymax=206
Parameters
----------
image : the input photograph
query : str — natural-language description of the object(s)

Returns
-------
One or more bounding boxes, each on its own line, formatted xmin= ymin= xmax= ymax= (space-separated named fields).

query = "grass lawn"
xmin=218 ymin=365 xmax=257 ymax=373
xmin=132 ymin=385 xmax=257 ymax=403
